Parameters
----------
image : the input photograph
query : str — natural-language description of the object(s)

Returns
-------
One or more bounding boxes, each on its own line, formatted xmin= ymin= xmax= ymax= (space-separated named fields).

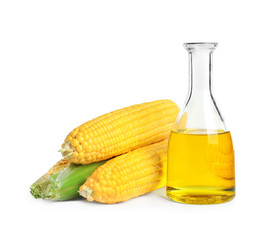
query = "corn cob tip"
xmin=59 ymin=143 xmax=73 ymax=159
xmin=79 ymin=186 xmax=94 ymax=201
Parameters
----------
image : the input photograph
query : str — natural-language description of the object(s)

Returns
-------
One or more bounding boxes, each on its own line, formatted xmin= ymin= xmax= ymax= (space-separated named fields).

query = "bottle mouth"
xmin=184 ymin=42 xmax=218 ymax=51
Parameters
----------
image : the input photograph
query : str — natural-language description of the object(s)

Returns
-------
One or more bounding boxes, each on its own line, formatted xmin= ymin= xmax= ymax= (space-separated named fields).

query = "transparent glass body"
xmin=167 ymin=43 xmax=235 ymax=204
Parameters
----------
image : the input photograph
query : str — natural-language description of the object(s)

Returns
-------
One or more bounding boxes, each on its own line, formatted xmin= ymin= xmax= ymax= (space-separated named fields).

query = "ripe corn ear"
xmin=60 ymin=99 xmax=179 ymax=164
xmin=79 ymin=140 xmax=168 ymax=204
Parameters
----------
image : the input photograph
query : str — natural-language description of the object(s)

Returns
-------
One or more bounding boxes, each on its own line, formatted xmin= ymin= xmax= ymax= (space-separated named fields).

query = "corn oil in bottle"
xmin=167 ymin=42 xmax=235 ymax=204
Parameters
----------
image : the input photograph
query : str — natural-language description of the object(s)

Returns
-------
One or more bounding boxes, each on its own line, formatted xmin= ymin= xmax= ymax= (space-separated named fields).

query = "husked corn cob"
xmin=79 ymin=140 xmax=168 ymax=204
xmin=30 ymin=159 xmax=106 ymax=200
xmin=60 ymin=99 xmax=179 ymax=164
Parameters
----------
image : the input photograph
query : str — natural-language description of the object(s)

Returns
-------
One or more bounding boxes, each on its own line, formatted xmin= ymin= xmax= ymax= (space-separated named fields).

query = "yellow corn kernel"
xmin=60 ymin=99 xmax=179 ymax=164
xmin=47 ymin=159 xmax=69 ymax=176
xmin=79 ymin=140 xmax=167 ymax=204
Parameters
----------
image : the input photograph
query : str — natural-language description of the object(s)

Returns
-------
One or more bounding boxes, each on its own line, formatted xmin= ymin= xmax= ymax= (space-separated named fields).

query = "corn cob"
xmin=60 ymin=99 xmax=179 ymax=164
xmin=30 ymin=159 xmax=106 ymax=200
xmin=79 ymin=140 xmax=168 ymax=204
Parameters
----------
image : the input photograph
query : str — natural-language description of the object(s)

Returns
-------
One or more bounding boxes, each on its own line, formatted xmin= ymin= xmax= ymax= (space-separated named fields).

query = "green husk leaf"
xmin=30 ymin=160 xmax=106 ymax=200
xmin=30 ymin=174 xmax=50 ymax=199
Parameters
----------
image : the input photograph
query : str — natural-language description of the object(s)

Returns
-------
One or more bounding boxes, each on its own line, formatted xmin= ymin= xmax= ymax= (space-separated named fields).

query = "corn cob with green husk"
xmin=30 ymin=159 xmax=106 ymax=200
xmin=31 ymin=99 xmax=179 ymax=202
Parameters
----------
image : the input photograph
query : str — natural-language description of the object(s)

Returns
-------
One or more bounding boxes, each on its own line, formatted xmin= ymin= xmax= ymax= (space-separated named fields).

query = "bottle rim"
xmin=184 ymin=42 xmax=218 ymax=50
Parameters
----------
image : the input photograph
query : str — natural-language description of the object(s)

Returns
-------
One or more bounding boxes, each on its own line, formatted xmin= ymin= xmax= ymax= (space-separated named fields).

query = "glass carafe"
xmin=167 ymin=42 xmax=235 ymax=204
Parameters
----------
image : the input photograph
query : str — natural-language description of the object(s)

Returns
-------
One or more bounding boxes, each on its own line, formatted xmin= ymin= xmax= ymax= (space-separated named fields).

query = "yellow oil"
xmin=167 ymin=129 xmax=235 ymax=204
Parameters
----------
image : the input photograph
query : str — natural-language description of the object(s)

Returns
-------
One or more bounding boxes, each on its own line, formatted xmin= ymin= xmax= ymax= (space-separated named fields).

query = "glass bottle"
xmin=167 ymin=42 xmax=235 ymax=204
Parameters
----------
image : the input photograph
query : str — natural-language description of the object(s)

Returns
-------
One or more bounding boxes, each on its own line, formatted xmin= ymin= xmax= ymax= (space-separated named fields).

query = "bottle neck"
xmin=176 ymin=42 xmax=227 ymax=132
xmin=188 ymin=49 xmax=213 ymax=99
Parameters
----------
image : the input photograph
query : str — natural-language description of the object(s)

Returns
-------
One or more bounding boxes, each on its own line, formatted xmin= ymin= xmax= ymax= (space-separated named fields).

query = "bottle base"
xmin=166 ymin=186 xmax=235 ymax=205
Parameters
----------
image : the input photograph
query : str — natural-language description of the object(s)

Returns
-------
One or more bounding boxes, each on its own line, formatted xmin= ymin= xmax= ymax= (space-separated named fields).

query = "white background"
xmin=0 ymin=1 xmax=271 ymax=239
